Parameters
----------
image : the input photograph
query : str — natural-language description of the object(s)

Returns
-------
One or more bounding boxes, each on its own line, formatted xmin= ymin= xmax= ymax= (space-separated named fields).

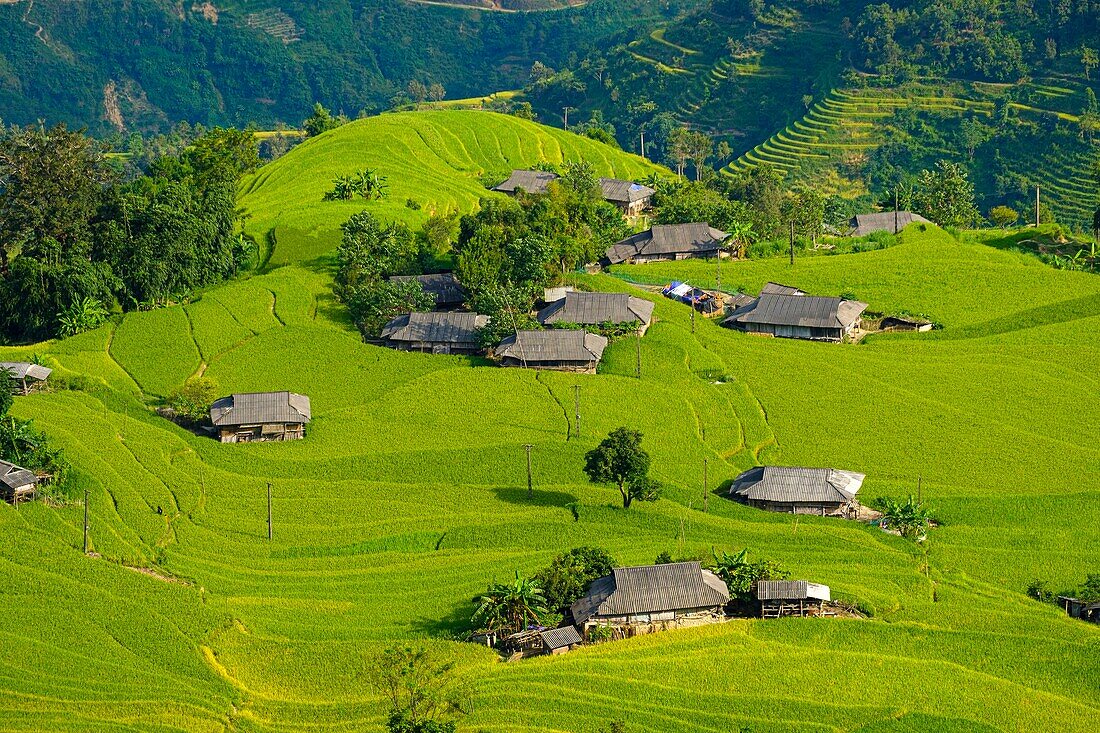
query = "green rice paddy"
xmin=1 ymin=116 xmax=1098 ymax=732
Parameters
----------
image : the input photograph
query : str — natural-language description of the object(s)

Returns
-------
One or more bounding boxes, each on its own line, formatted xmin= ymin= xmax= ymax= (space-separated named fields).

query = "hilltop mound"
xmin=239 ymin=110 xmax=664 ymax=265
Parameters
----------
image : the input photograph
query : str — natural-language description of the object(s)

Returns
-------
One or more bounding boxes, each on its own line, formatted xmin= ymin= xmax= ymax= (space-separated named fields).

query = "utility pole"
xmin=703 ymin=457 xmax=709 ymax=513
xmin=573 ymin=385 xmax=581 ymax=438
xmin=789 ymin=221 xmax=796 ymax=266
xmin=1035 ymin=186 xmax=1040 ymax=227
xmin=83 ymin=486 xmax=89 ymax=554
xmin=563 ymin=106 xmax=574 ymax=129
xmin=640 ymin=130 xmax=646 ymax=160
xmin=635 ymin=332 xmax=642 ymax=379
xmin=524 ymin=444 xmax=533 ymax=498
xmin=690 ymin=297 xmax=696 ymax=333
xmin=266 ymin=482 xmax=273 ymax=541
xmin=917 ymin=475 xmax=922 ymax=505
xmin=894 ymin=186 xmax=900 ymax=235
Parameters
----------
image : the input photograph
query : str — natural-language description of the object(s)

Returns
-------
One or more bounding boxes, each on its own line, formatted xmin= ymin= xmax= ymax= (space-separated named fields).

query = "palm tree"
xmin=471 ymin=573 xmax=548 ymax=635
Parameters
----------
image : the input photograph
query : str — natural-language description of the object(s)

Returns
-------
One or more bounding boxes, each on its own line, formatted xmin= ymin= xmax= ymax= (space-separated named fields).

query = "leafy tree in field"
xmin=653 ymin=180 xmax=746 ymax=233
xmin=913 ymin=160 xmax=980 ymax=227
xmin=534 ymin=546 xmax=617 ymax=611
xmin=166 ymin=377 xmax=219 ymax=424
xmin=417 ymin=213 xmax=460 ymax=262
xmin=990 ymin=205 xmax=1020 ymax=228
xmin=344 ymin=280 xmax=435 ymax=339
xmin=56 ymin=297 xmax=108 ymax=338
xmin=408 ymin=81 xmax=429 ymax=110
xmin=787 ymin=189 xmax=825 ymax=245
xmin=303 ymin=103 xmax=346 ymax=137
xmin=1082 ymin=47 xmax=1098 ymax=81
xmin=872 ymin=495 xmax=935 ymax=540
xmin=584 ymin=427 xmax=662 ymax=509
xmin=472 ymin=572 xmax=548 ymax=635
xmin=686 ymin=131 xmax=713 ymax=181
xmin=665 ymin=127 xmax=691 ymax=178
xmin=709 ymin=548 xmax=790 ymax=603
xmin=367 ymin=646 xmax=467 ymax=733
xmin=427 ymin=83 xmax=446 ymax=106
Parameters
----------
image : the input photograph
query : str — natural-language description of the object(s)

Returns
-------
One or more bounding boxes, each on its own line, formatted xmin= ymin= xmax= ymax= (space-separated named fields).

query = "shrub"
xmin=166 ymin=377 xmax=218 ymax=424
xmin=534 ymin=546 xmax=616 ymax=612
xmin=709 ymin=548 xmax=790 ymax=603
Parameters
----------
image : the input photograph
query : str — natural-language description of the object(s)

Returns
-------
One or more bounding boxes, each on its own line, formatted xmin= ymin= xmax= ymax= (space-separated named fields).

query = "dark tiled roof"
xmin=730 ymin=466 xmax=864 ymax=503
xmin=380 ymin=312 xmax=489 ymax=346
xmin=0 ymin=459 xmax=37 ymax=490
xmin=496 ymin=330 xmax=608 ymax=363
xmin=537 ymin=291 xmax=654 ymax=326
xmin=599 ymin=178 xmax=655 ymax=204
xmin=493 ymin=170 xmax=558 ymax=195
xmin=604 ymin=223 xmax=729 ymax=264
xmin=570 ymin=562 xmax=730 ymax=623
xmin=849 ymin=211 xmax=930 ymax=237
xmin=724 ymin=293 xmax=867 ymax=330
xmin=209 ymin=392 xmax=312 ymax=427
xmin=540 ymin=625 xmax=582 ymax=649
xmin=1 ymin=362 xmax=52 ymax=381
xmin=387 ymin=273 xmax=466 ymax=307
xmin=755 ymin=580 xmax=831 ymax=602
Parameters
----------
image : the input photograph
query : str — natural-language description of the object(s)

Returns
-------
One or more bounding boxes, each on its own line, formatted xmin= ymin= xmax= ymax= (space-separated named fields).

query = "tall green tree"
xmin=583 ymin=427 xmax=662 ymax=509
xmin=367 ymin=646 xmax=467 ymax=733
xmin=913 ymin=160 xmax=981 ymax=227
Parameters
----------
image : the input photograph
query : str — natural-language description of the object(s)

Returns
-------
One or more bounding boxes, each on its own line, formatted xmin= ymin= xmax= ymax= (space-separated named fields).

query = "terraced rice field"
xmin=721 ymin=80 xmax=1099 ymax=226
xmin=2 ymin=120 xmax=1099 ymax=732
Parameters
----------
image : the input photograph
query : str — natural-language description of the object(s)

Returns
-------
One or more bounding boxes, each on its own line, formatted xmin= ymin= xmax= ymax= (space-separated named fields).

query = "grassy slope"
xmin=2 ymin=122 xmax=1099 ymax=730
xmin=238 ymin=110 xmax=664 ymax=266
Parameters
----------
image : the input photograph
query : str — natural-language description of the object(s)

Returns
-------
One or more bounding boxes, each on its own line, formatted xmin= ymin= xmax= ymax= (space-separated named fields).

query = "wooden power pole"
xmin=266 ymin=482 xmax=273 ymax=541
xmin=703 ymin=457 xmax=709 ymax=513
xmin=789 ymin=221 xmax=795 ymax=265
xmin=894 ymin=187 xmax=900 ymax=234
xmin=83 ymin=486 xmax=89 ymax=554
xmin=1035 ymin=186 xmax=1040 ymax=227
xmin=635 ymin=332 xmax=642 ymax=379
xmin=640 ymin=130 xmax=646 ymax=160
xmin=573 ymin=385 xmax=581 ymax=438
xmin=524 ymin=444 xmax=534 ymax=498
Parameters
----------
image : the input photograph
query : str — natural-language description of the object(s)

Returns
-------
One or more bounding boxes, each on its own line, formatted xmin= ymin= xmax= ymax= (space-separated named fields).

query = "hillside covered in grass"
xmin=3 ymin=172 xmax=1100 ymax=733
xmin=238 ymin=110 xmax=664 ymax=265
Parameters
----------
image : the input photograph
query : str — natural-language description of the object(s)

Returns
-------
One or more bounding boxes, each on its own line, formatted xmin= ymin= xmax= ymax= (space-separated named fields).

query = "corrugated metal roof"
xmin=380 ymin=312 xmax=489 ymax=345
xmin=571 ymin=562 xmax=730 ymax=623
xmin=849 ymin=211 xmax=930 ymax=237
xmin=604 ymin=223 xmax=728 ymax=264
xmin=730 ymin=466 xmax=865 ymax=503
xmin=755 ymin=580 xmax=831 ymax=602
xmin=209 ymin=392 xmax=312 ymax=427
xmin=760 ymin=282 xmax=806 ymax=296
xmin=537 ymin=291 xmax=654 ymax=326
xmin=493 ymin=170 xmax=558 ymax=194
xmin=540 ymin=625 xmax=582 ymax=649
xmin=724 ymin=293 xmax=867 ymax=329
xmin=599 ymin=178 xmax=655 ymax=204
xmin=387 ymin=273 xmax=466 ymax=307
xmin=1 ymin=362 xmax=52 ymax=381
xmin=496 ymin=330 xmax=608 ymax=363
xmin=0 ymin=459 xmax=37 ymax=490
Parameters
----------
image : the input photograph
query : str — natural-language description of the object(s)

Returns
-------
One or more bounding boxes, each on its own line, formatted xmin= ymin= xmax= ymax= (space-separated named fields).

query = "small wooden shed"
xmin=209 ymin=392 xmax=311 ymax=443
xmin=599 ymin=178 xmax=655 ymax=216
xmin=1059 ymin=596 xmax=1100 ymax=624
xmin=0 ymin=459 xmax=37 ymax=504
xmin=755 ymin=580 xmax=832 ymax=618
xmin=729 ymin=466 xmax=864 ymax=517
xmin=1 ymin=362 xmax=52 ymax=395
xmin=539 ymin=625 xmax=583 ymax=655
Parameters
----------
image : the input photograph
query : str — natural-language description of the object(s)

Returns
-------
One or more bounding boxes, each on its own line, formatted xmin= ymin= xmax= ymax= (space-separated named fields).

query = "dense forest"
xmin=0 ymin=0 xmax=702 ymax=134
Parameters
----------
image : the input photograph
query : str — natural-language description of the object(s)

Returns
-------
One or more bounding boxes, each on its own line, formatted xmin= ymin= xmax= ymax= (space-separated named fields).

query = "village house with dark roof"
xmin=492 ymin=169 xmax=558 ymax=195
xmin=755 ymin=580 xmax=833 ymax=618
xmin=2 ymin=362 xmax=52 ymax=395
xmin=537 ymin=291 xmax=655 ymax=334
xmin=571 ymin=562 xmax=730 ymax=638
xmin=603 ymin=223 xmax=730 ymax=266
xmin=386 ymin=273 xmax=466 ymax=310
xmin=722 ymin=283 xmax=867 ymax=342
xmin=209 ymin=392 xmax=311 ymax=443
xmin=380 ymin=312 xmax=489 ymax=354
xmin=1058 ymin=596 xmax=1100 ymax=624
xmin=599 ymin=178 xmax=655 ymax=216
xmin=0 ymin=459 xmax=37 ymax=504
xmin=495 ymin=330 xmax=608 ymax=372
xmin=729 ymin=466 xmax=865 ymax=517
xmin=848 ymin=211 xmax=930 ymax=237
